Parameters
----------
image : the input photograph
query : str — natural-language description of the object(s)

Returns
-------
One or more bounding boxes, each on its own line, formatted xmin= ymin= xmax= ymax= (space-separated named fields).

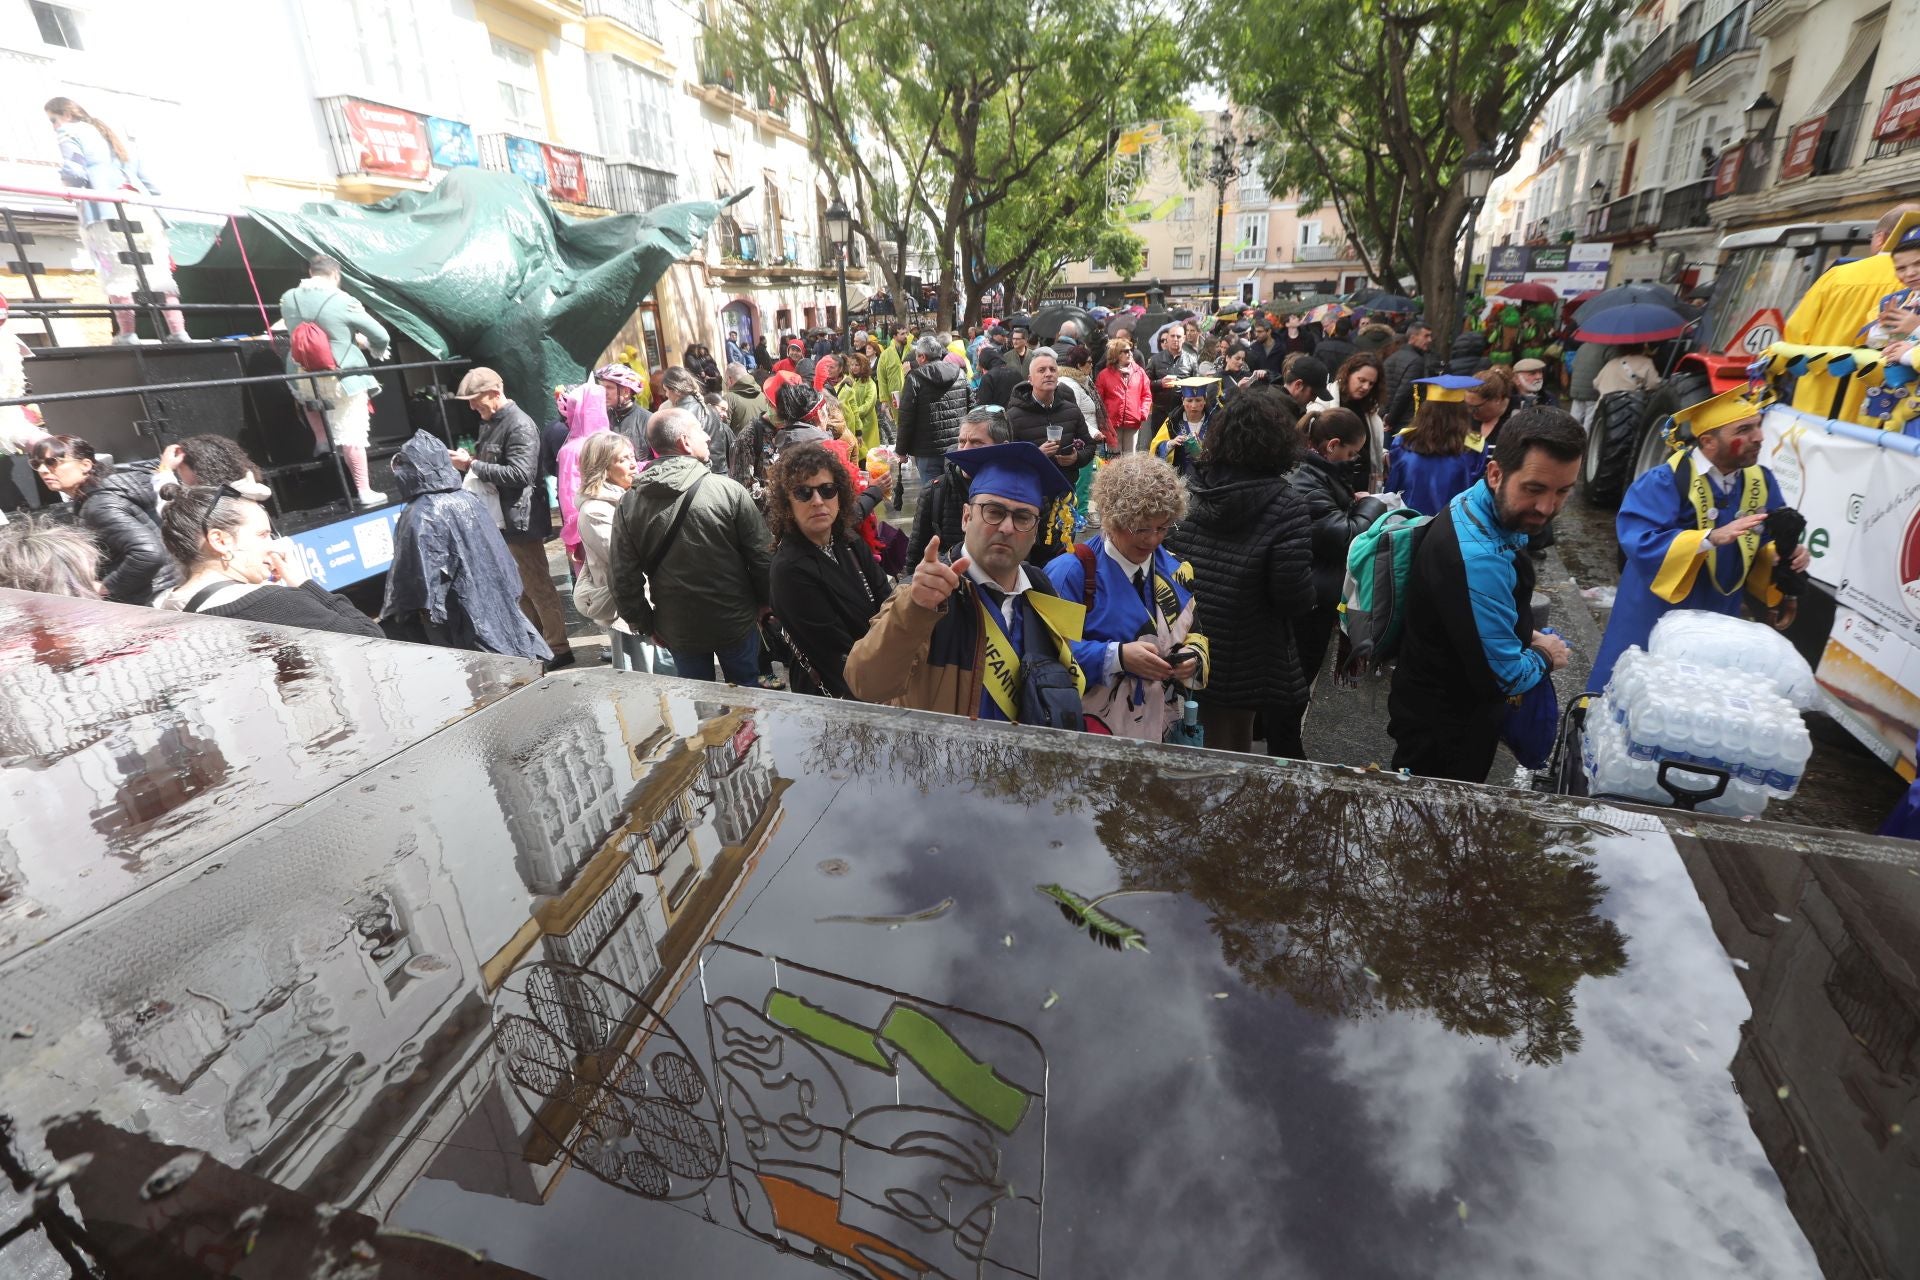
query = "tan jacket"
xmin=844 ymin=583 xmax=986 ymax=719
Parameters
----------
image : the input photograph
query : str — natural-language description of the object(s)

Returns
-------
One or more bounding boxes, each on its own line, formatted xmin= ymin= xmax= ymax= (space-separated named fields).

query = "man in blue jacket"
xmin=1388 ymin=408 xmax=1582 ymax=781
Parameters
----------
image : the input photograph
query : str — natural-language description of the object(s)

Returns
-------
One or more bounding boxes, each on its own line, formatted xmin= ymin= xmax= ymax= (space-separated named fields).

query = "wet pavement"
xmin=1 ymin=599 xmax=1917 ymax=1278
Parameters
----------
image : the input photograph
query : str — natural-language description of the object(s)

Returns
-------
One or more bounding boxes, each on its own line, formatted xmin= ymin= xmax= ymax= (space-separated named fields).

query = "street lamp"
xmin=1744 ymin=92 xmax=1780 ymax=138
xmin=1456 ymin=148 xmax=1499 ymax=335
xmin=825 ymin=199 xmax=852 ymax=353
xmin=1202 ymin=113 xmax=1263 ymax=315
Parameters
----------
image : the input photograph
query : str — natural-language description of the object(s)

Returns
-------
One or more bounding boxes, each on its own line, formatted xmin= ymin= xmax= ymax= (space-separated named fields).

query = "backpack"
xmin=289 ymin=293 xmax=344 ymax=373
xmin=1338 ymin=507 xmax=1432 ymax=673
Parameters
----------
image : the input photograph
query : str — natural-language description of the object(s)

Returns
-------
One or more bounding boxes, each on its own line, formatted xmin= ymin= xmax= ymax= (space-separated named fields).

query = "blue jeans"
xmin=916 ymin=456 xmax=944 ymax=503
xmin=668 ymin=627 xmax=761 ymax=685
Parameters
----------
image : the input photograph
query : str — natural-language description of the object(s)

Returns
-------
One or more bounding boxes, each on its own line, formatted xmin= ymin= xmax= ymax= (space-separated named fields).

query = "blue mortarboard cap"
xmin=1413 ymin=374 xmax=1483 ymax=403
xmin=945 ymin=440 xmax=1072 ymax=508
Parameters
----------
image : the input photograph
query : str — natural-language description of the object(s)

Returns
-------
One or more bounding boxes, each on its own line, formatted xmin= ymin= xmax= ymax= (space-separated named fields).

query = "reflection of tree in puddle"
xmin=809 ymin=720 xmax=1628 ymax=1066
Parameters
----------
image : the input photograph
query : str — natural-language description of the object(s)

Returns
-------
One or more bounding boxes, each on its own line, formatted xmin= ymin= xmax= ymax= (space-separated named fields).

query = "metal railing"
xmin=1813 ymin=101 xmax=1869 ymax=177
xmin=317 ymin=95 xmax=442 ymax=184
xmin=475 ymin=133 xmax=613 ymax=209
xmin=1692 ymin=2 xmax=1752 ymax=73
xmin=1620 ymin=4 xmax=1701 ymax=101
xmin=584 ymin=0 xmax=660 ymax=41
xmin=696 ymin=40 xmax=790 ymax=117
xmin=606 ymin=162 xmax=676 ymax=214
xmin=1296 ymin=243 xmax=1341 ymax=262
xmin=1570 ymin=79 xmax=1619 ymax=130
xmin=1659 ymin=177 xmax=1712 ymax=228
xmin=1235 ymin=245 xmax=1268 ymax=264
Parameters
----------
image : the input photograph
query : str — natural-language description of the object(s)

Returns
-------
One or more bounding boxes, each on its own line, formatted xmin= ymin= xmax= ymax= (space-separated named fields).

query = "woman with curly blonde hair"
xmin=1043 ymin=451 xmax=1207 ymax=739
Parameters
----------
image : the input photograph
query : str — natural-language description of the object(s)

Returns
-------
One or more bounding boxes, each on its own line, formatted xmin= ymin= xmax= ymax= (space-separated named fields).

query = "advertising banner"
xmin=1872 ymin=73 xmax=1920 ymax=142
xmin=1713 ymin=148 xmax=1743 ymax=197
xmin=1486 ymin=245 xmax=1528 ymax=285
xmin=1777 ymin=117 xmax=1826 ymax=182
xmin=285 ymin=507 xmax=405 ymax=591
xmin=544 ymin=145 xmax=589 ymax=203
xmin=504 ymin=135 xmax=549 ymax=189
xmin=343 ymin=100 xmax=429 ymax=181
xmin=426 ymin=117 xmax=477 ymax=169
xmin=1816 ymin=443 xmax=1920 ymax=776
xmin=1760 ymin=405 xmax=1883 ymax=587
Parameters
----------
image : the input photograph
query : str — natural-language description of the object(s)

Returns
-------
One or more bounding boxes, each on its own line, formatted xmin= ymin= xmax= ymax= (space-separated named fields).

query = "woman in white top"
xmin=571 ymin=432 xmax=648 ymax=671
xmin=1592 ymin=344 xmax=1664 ymax=397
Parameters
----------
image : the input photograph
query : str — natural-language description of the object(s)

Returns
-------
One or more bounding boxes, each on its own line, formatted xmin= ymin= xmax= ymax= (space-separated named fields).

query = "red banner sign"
xmin=544 ymin=145 xmax=588 ymax=203
xmin=1873 ymin=73 xmax=1920 ymax=141
xmin=1778 ymin=116 xmax=1827 ymax=182
xmin=1712 ymin=147 xmax=1743 ymax=198
xmin=343 ymin=100 xmax=429 ymax=181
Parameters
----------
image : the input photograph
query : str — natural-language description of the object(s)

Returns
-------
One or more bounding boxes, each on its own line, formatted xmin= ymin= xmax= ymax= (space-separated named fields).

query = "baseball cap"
xmin=454 ymin=368 xmax=505 ymax=400
xmin=1285 ymin=355 xmax=1331 ymax=400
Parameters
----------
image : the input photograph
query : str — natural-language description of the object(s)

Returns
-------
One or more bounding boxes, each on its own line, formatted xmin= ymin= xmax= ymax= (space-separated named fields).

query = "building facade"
xmin=0 ymin=0 xmax=851 ymax=366
xmin=1054 ymin=111 xmax=1373 ymax=312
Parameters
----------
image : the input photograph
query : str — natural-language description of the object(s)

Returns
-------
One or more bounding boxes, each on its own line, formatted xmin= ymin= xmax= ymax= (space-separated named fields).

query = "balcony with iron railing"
xmin=605 ymin=162 xmax=675 ymax=214
xmin=1808 ymin=101 xmax=1870 ymax=178
xmin=1612 ymin=3 xmax=1702 ymax=116
xmin=477 ymin=133 xmax=613 ymax=210
xmin=584 ymin=0 xmax=660 ymax=41
xmin=1295 ymin=242 xmax=1343 ymax=263
xmin=695 ymin=40 xmax=792 ymax=121
xmin=1235 ymin=244 xmax=1269 ymax=265
xmin=1688 ymin=2 xmax=1758 ymax=101
xmin=1658 ymin=177 xmax=1713 ymax=229
xmin=1589 ymin=187 xmax=1663 ymax=237
xmin=1568 ymin=79 xmax=1619 ymax=137
xmin=1870 ymin=80 xmax=1920 ymax=162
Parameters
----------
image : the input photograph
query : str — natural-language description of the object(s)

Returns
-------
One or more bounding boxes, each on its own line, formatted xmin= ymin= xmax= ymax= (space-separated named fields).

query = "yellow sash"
xmin=977 ymin=588 xmax=1086 ymax=722
xmin=1649 ymin=451 xmax=1768 ymax=601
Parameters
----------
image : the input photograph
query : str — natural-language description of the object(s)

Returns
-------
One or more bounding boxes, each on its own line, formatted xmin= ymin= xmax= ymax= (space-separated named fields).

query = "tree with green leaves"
xmin=1208 ymin=0 xmax=1625 ymax=347
xmin=703 ymin=0 xmax=1184 ymax=328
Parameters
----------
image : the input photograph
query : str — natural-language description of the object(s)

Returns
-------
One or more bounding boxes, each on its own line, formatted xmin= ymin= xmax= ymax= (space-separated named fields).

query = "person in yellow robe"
xmin=1782 ymin=203 xmax=1918 ymax=423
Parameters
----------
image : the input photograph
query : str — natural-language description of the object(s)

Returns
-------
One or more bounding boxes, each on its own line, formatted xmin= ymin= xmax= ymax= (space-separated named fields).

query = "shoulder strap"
xmin=1072 ymin=542 xmax=1098 ymax=606
xmin=643 ymin=473 xmax=711 ymax=578
xmin=184 ymin=581 xmax=238 ymax=613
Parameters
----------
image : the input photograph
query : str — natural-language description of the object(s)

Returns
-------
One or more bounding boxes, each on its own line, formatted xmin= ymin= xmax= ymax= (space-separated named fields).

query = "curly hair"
xmin=1334 ymin=352 xmax=1385 ymax=417
xmin=1095 ymin=451 xmax=1188 ymax=535
xmin=1199 ymin=386 xmax=1298 ymax=475
xmin=765 ymin=443 xmax=858 ymax=546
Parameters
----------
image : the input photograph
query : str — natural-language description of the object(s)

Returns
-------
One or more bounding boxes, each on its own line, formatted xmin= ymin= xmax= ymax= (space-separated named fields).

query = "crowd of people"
xmin=0 ymin=269 xmax=1831 ymax=789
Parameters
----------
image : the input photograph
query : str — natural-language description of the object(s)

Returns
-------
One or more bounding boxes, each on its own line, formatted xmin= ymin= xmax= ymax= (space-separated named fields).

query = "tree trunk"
xmin=1415 ymin=230 xmax=1461 ymax=361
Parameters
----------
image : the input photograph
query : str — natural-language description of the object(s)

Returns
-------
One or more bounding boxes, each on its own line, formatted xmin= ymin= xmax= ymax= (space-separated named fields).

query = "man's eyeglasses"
xmin=791 ymin=483 xmax=838 ymax=503
xmin=969 ymin=500 xmax=1039 ymax=532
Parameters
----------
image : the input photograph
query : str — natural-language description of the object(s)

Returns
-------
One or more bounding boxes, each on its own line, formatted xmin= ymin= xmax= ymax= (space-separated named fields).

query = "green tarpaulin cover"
xmin=171 ymin=168 xmax=731 ymax=411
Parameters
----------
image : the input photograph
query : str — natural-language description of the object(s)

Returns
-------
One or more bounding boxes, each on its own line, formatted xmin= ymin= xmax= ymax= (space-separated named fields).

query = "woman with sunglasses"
xmin=156 ymin=480 xmax=382 ymax=635
xmin=767 ymin=443 xmax=889 ymax=698
xmin=28 ymin=434 xmax=178 ymax=604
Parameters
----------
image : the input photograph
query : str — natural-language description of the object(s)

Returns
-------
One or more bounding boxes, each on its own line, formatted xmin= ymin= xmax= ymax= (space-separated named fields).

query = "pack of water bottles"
xmin=1583 ymin=646 xmax=1811 ymax=817
xmin=1646 ymin=611 xmax=1819 ymax=708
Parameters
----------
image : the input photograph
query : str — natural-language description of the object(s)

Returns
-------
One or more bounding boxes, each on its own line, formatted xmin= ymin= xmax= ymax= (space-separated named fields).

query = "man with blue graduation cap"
xmin=846 ymin=441 xmax=1088 ymax=728
xmin=1586 ymin=384 xmax=1811 ymax=693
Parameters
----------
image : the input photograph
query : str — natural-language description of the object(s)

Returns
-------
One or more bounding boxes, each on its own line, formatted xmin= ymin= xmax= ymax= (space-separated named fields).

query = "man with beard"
xmin=1388 ymin=408 xmax=1581 ymax=781
xmin=846 ymin=441 xmax=1086 ymax=728
xmin=1585 ymin=387 xmax=1808 ymax=694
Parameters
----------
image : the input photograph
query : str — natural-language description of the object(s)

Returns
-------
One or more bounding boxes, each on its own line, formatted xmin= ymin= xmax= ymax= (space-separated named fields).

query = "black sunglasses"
xmin=200 ymin=482 xmax=274 ymax=543
xmin=791 ymin=483 xmax=839 ymax=503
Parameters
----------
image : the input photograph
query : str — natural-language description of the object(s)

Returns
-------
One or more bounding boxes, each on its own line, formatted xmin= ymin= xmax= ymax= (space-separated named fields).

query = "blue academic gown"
xmin=1044 ymin=536 xmax=1191 ymax=676
xmin=1587 ymin=454 xmax=1784 ymax=693
xmin=1386 ymin=431 xmax=1483 ymax=517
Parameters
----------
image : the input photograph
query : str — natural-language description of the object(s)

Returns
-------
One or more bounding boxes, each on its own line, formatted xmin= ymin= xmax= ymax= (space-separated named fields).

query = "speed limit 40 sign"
xmin=1729 ymin=308 xmax=1785 ymax=357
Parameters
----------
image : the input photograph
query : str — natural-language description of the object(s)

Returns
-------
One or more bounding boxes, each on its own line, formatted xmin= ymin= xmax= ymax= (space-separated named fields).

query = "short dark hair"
xmin=1200 ymin=386 xmax=1298 ymax=475
xmin=1407 ymin=320 xmax=1432 ymax=336
xmin=764 ymin=443 xmax=858 ymax=546
xmin=309 ymin=254 xmax=342 ymax=276
xmin=1492 ymin=406 xmax=1586 ymax=472
xmin=176 ymin=434 xmax=257 ymax=487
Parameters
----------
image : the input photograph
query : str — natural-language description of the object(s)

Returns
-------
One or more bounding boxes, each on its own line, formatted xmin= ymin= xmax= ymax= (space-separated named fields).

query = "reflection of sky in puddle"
xmin=1328 ymin=830 xmax=1814 ymax=1278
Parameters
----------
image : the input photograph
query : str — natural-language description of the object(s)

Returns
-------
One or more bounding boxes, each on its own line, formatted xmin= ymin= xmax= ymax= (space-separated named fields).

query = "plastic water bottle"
xmin=1183 ymin=698 xmax=1199 ymax=731
xmin=1663 ymin=702 xmax=1695 ymax=764
xmin=1745 ymin=714 xmax=1782 ymax=788
xmin=1770 ymin=720 xmax=1811 ymax=795
xmin=1719 ymin=698 xmax=1751 ymax=762
xmin=1629 ymin=704 xmax=1664 ymax=761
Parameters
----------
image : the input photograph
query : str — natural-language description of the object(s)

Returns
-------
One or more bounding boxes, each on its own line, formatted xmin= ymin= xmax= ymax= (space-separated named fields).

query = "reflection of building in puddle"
xmin=1679 ymin=841 xmax=1920 ymax=1277
xmin=429 ymin=701 xmax=791 ymax=1206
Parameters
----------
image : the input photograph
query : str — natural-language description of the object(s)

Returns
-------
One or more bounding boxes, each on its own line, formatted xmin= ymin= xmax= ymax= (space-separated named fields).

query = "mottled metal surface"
xmin=0 ymin=610 xmax=1916 ymax=1278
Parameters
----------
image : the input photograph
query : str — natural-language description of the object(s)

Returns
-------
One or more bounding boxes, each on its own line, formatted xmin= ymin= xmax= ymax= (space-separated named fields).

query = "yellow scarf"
xmin=977 ymin=588 xmax=1085 ymax=721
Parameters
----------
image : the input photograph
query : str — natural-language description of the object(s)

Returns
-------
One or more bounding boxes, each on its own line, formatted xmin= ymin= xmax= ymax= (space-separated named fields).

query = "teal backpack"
xmin=1338 ymin=507 xmax=1432 ymax=675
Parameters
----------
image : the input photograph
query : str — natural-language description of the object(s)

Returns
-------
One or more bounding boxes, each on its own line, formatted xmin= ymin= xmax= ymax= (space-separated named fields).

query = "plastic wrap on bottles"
xmin=1583 ymin=646 xmax=1810 ymax=816
xmin=1646 ymin=610 xmax=1818 ymax=708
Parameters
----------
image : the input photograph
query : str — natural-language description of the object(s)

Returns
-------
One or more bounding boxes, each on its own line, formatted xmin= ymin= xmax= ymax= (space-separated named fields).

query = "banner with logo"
xmin=1760 ymin=405 xmax=1883 ymax=588
xmin=1872 ymin=73 xmax=1920 ymax=143
xmin=1816 ymin=441 xmax=1920 ymax=777
xmin=1479 ymin=242 xmax=1612 ymax=294
xmin=426 ymin=117 xmax=477 ymax=169
xmin=1777 ymin=117 xmax=1826 ymax=182
xmin=343 ymin=100 xmax=429 ymax=181
xmin=544 ymin=145 xmax=589 ymax=203
xmin=504 ymin=135 xmax=549 ymax=189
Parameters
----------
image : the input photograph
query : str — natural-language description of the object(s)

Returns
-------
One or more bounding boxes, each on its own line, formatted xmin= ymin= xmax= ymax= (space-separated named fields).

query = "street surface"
xmin=550 ymin=485 xmax=1906 ymax=835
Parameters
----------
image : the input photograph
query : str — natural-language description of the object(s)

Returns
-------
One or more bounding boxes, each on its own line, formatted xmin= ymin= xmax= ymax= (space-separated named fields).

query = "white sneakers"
xmin=353 ymin=489 xmax=387 ymax=507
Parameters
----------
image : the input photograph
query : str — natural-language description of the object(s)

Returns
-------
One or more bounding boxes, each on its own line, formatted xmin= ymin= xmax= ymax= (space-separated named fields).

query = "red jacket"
xmin=1096 ymin=362 xmax=1152 ymax=440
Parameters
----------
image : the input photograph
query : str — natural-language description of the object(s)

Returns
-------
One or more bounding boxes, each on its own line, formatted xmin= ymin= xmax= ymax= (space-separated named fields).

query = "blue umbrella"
xmin=1362 ymin=293 xmax=1416 ymax=313
xmin=1571 ymin=302 xmax=1692 ymax=344
xmin=1572 ymin=283 xmax=1678 ymax=317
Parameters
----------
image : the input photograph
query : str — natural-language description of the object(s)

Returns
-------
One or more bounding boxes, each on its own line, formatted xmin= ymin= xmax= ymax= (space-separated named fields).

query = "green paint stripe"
xmin=879 ymin=1006 xmax=1032 ymax=1135
xmin=765 ymin=990 xmax=892 ymax=1071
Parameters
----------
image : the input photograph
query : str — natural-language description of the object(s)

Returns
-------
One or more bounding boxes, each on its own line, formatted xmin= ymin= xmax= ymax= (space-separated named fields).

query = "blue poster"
xmin=427 ymin=117 xmax=477 ymax=169
xmin=504 ymin=135 xmax=549 ymax=188
xmin=285 ymin=506 xmax=405 ymax=590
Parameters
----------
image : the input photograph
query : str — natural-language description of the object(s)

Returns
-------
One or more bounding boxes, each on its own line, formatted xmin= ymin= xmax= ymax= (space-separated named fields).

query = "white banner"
xmin=1760 ymin=405 xmax=1884 ymax=588
xmin=1816 ymin=441 xmax=1920 ymax=777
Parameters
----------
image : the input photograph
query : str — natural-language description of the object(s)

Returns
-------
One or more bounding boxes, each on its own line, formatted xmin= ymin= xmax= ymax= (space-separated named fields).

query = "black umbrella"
xmin=1362 ymin=293 xmax=1417 ymax=313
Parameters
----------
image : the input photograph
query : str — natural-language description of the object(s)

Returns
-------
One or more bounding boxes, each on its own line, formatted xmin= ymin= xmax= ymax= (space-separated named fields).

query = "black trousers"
xmin=1386 ymin=688 xmax=1502 ymax=782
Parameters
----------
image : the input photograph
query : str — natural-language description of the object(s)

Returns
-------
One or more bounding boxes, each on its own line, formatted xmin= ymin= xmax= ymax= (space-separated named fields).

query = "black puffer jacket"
xmin=1382 ymin=344 xmax=1434 ymax=429
xmin=1004 ymin=380 xmax=1094 ymax=476
xmin=1288 ymin=453 xmax=1390 ymax=607
xmin=895 ymin=359 xmax=969 ymax=459
xmin=77 ymin=469 xmax=179 ymax=604
xmin=1445 ymin=331 xmax=1491 ymax=376
xmin=1168 ymin=463 xmax=1317 ymax=708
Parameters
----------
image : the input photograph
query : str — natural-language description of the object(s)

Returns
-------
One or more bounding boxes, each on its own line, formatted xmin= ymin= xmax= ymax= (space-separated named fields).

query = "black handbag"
xmin=1016 ymin=596 xmax=1086 ymax=731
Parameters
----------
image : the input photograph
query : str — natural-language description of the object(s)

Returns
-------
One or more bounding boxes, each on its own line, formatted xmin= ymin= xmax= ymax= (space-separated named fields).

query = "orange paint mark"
xmin=756 ymin=1171 xmax=932 ymax=1280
